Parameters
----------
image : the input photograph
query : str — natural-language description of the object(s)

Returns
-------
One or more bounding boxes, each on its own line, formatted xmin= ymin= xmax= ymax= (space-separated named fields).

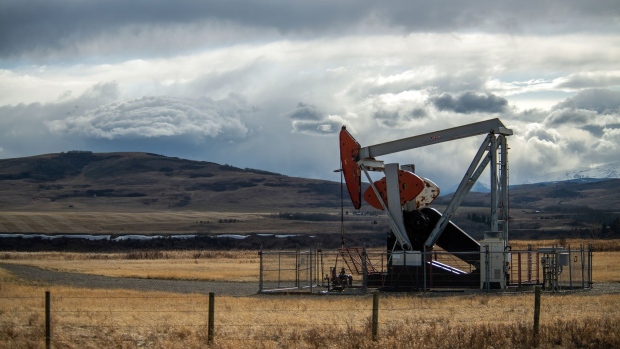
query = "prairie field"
xmin=1 ymin=268 xmax=619 ymax=349
xmin=0 ymin=250 xmax=259 ymax=282
xmin=1 ymin=240 xmax=620 ymax=348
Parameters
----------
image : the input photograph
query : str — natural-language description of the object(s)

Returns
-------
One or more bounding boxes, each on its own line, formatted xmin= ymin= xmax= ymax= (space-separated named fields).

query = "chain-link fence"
xmin=538 ymin=244 xmax=593 ymax=291
xmin=259 ymin=244 xmax=593 ymax=293
xmin=258 ymin=248 xmax=323 ymax=293
xmin=510 ymin=250 xmax=540 ymax=286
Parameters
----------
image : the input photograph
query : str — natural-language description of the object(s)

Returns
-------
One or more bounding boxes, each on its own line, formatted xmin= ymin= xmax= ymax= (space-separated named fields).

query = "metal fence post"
xmin=310 ymin=248 xmax=313 ymax=293
xmin=372 ymin=292 xmax=379 ymax=341
xmin=568 ymin=244 xmax=572 ymax=290
xmin=533 ymin=286 xmax=541 ymax=341
xmin=579 ymin=244 xmax=586 ymax=288
xmin=485 ymin=245 xmax=490 ymax=292
xmin=362 ymin=247 xmax=368 ymax=294
xmin=208 ymin=292 xmax=215 ymax=345
xmin=278 ymin=251 xmax=281 ymax=288
xmin=296 ymin=245 xmax=300 ymax=289
xmin=45 ymin=291 xmax=51 ymax=349
xmin=554 ymin=251 xmax=559 ymax=292
xmin=258 ymin=249 xmax=263 ymax=293
xmin=518 ymin=252 xmax=522 ymax=287
xmin=423 ymin=245 xmax=427 ymax=291
xmin=588 ymin=243 xmax=593 ymax=288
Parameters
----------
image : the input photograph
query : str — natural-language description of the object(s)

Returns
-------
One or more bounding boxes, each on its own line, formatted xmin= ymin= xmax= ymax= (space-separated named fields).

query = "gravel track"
xmin=0 ymin=263 xmax=258 ymax=297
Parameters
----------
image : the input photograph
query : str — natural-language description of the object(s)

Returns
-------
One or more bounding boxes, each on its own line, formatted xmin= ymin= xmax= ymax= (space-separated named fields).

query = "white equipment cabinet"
xmin=480 ymin=232 xmax=509 ymax=289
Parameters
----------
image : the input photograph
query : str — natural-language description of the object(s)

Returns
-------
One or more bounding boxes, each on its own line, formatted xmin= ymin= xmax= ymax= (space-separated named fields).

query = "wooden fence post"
xmin=45 ymin=291 xmax=51 ymax=349
xmin=372 ymin=292 xmax=379 ymax=341
xmin=208 ymin=292 xmax=215 ymax=345
xmin=533 ymin=286 xmax=541 ymax=341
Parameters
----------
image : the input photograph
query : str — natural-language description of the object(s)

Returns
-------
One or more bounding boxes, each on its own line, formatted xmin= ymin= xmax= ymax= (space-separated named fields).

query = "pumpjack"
xmin=339 ymin=118 xmax=512 ymax=290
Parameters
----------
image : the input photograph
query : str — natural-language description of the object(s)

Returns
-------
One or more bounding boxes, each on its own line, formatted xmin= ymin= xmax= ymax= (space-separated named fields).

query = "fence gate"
xmin=259 ymin=248 xmax=322 ymax=293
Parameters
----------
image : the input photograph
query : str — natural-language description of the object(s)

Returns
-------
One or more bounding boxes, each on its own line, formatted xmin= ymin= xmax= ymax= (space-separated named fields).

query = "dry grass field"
xmin=0 ymin=211 xmax=273 ymax=234
xmin=0 ymin=250 xmax=259 ymax=282
xmin=0 ymin=210 xmax=385 ymax=236
xmin=1 ymin=268 xmax=619 ymax=348
xmin=1 ymin=240 xmax=620 ymax=348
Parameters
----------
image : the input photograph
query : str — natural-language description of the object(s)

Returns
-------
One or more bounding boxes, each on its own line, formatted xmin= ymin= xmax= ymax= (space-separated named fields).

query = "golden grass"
xmin=509 ymin=238 xmax=620 ymax=252
xmin=0 ymin=250 xmax=259 ymax=282
xmin=591 ymin=251 xmax=620 ymax=282
xmin=1 ymin=276 xmax=619 ymax=349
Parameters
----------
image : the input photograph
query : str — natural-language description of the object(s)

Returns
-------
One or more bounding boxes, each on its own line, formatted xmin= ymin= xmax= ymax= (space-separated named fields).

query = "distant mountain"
xmin=436 ymin=177 xmax=620 ymax=212
xmin=445 ymin=181 xmax=490 ymax=194
xmin=525 ymin=162 xmax=620 ymax=184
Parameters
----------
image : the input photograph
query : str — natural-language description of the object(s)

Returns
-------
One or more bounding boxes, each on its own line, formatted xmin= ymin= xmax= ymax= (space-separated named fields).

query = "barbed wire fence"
xmin=0 ymin=285 xmax=603 ymax=347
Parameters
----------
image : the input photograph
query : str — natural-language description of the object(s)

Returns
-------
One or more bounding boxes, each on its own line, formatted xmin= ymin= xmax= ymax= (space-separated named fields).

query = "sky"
xmin=1 ymin=0 xmax=619 ymax=190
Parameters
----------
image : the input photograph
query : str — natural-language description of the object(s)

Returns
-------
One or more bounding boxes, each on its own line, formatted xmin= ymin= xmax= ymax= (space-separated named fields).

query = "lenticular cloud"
xmin=47 ymin=95 xmax=251 ymax=141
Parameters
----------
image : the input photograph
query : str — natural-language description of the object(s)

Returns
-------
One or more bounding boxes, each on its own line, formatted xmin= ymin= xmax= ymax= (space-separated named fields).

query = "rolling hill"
xmin=0 ymin=151 xmax=345 ymax=212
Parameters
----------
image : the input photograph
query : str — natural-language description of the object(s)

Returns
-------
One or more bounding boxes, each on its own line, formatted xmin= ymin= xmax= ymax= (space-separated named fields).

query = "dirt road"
xmin=0 ymin=263 xmax=258 ymax=296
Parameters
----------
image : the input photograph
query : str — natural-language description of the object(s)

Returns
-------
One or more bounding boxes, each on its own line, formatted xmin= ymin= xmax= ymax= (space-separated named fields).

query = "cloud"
xmin=592 ymin=127 xmax=620 ymax=156
xmin=47 ymin=95 xmax=253 ymax=141
xmin=555 ymin=72 xmax=620 ymax=90
xmin=431 ymin=92 xmax=508 ymax=114
xmin=544 ymin=89 xmax=620 ymax=135
xmin=581 ymin=123 xmax=620 ymax=137
xmin=372 ymin=108 xmax=427 ymax=128
xmin=288 ymin=103 xmax=324 ymax=120
xmin=286 ymin=103 xmax=347 ymax=135
xmin=544 ymin=108 xmax=595 ymax=126
xmin=580 ymin=124 xmax=605 ymax=137
xmin=291 ymin=120 xmax=341 ymax=135
xmin=0 ymin=82 xmax=122 ymax=157
xmin=0 ymin=1 xmax=619 ymax=189
xmin=2 ymin=1 xmax=618 ymax=62
xmin=523 ymin=126 xmax=562 ymax=144
xmin=552 ymin=89 xmax=620 ymax=114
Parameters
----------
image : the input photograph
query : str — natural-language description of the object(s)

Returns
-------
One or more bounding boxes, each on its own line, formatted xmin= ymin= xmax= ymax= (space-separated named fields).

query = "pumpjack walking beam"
xmin=358 ymin=119 xmax=512 ymax=159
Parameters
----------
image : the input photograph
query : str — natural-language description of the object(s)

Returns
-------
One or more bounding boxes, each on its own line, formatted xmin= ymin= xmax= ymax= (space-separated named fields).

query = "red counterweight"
xmin=339 ymin=126 xmax=362 ymax=209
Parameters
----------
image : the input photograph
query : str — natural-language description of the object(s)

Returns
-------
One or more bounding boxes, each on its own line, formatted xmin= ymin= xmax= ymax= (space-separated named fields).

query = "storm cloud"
xmin=1 ymin=1 xmax=619 ymax=188
xmin=2 ymin=1 xmax=618 ymax=62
